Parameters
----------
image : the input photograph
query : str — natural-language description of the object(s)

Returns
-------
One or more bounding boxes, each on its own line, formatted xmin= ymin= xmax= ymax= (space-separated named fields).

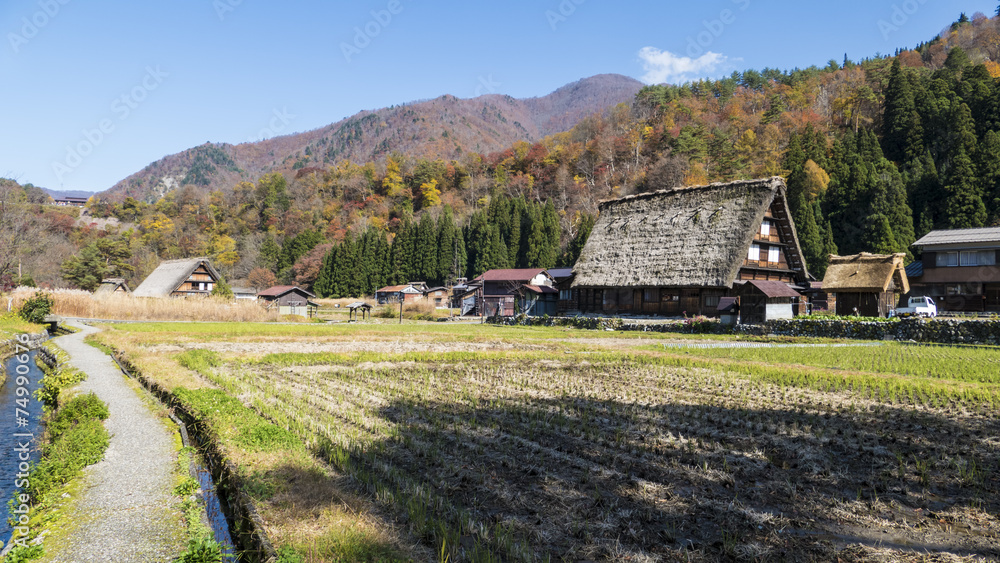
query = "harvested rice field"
xmin=98 ymin=322 xmax=1000 ymax=562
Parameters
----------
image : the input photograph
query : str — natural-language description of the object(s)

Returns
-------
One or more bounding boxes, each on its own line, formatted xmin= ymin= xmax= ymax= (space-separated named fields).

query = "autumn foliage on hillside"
xmin=6 ymin=12 xmax=1000 ymax=294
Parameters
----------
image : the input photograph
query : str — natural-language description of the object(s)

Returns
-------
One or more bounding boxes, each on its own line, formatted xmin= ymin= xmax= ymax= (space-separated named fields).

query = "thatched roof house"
xmin=94 ymin=278 xmax=130 ymax=295
xmin=822 ymin=253 xmax=908 ymax=317
xmin=133 ymin=258 xmax=221 ymax=298
xmin=571 ymin=177 xmax=809 ymax=316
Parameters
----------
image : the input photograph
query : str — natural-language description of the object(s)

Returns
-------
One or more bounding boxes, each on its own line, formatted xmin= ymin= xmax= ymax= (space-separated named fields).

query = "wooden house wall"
xmin=834 ymin=292 xmax=895 ymax=317
xmin=173 ymin=265 xmax=218 ymax=295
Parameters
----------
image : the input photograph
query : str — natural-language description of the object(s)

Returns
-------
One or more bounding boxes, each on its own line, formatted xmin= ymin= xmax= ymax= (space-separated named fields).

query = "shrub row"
xmin=491 ymin=315 xmax=1000 ymax=345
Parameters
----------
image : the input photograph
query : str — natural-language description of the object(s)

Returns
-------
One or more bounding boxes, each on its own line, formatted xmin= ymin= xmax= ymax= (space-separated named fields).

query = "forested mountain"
xmin=6 ymin=11 xmax=1000 ymax=296
xmin=104 ymin=74 xmax=644 ymax=202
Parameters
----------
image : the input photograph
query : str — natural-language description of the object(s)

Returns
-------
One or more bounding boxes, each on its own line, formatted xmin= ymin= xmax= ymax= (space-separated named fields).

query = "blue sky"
xmin=1 ymin=0 xmax=994 ymax=193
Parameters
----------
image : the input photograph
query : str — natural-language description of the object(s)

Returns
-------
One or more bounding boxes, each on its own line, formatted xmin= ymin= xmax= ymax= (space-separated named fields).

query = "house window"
xmin=559 ymin=289 xmax=572 ymax=301
xmin=661 ymin=293 xmax=679 ymax=302
xmin=960 ymin=250 xmax=997 ymax=267
xmin=198 ymin=282 xmax=206 ymax=291
xmin=760 ymin=220 xmax=772 ymax=237
xmin=748 ymin=243 xmax=761 ymax=261
xmin=936 ymin=252 xmax=959 ymax=267
xmin=768 ymin=246 xmax=780 ymax=264
xmin=704 ymin=295 xmax=720 ymax=308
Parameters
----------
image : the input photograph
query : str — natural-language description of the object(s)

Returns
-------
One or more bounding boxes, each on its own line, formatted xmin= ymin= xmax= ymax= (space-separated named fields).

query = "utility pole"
xmin=398 ymin=294 xmax=403 ymax=324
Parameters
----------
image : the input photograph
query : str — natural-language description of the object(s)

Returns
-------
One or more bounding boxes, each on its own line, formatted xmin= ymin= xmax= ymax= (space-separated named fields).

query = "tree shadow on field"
xmin=338 ymin=394 xmax=1000 ymax=562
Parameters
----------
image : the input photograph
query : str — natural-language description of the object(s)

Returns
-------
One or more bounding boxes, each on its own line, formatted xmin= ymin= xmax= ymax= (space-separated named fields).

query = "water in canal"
xmin=0 ymin=350 xmax=45 ymax=547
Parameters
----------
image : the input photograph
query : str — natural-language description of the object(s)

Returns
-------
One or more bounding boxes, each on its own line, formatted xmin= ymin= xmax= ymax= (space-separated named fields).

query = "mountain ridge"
xmin=106 ymin=73 xmax=644 ymax=201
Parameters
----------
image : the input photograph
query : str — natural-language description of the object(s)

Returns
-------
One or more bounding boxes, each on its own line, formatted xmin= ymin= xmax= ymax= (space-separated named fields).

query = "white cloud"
xmin=638 ymin=46 xmax=728 ymax=84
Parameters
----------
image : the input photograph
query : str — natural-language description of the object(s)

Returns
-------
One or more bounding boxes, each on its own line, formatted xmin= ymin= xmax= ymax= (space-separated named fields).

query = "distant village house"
xmin=257 ymin=286 xmax=318 ymax=318
xmin=132 ymin=258 xmax=221 ymax=298
xmin=474 ymin=268 xmax=558 ymax=317
xmin=907 ymin=227 xmax=1000 ymax=312
xmin=93 ymin=278 xmax=130 ymax=296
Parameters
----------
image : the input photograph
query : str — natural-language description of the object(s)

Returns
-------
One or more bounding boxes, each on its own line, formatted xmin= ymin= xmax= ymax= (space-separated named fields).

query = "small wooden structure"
xmin=823 ymin=253 xmax=909 ymax=317
xmin=347 ymin=301 xmax=372 ymax=321
xmin=735 ymin=280 xmax=801 ymax=324
xmin=94 ymin=278 xmax=130 ymax=296
xmin=375 ymin=284 xmax=425 ymax=305
xmin=257 ymin=286 xmax=319 ymax=318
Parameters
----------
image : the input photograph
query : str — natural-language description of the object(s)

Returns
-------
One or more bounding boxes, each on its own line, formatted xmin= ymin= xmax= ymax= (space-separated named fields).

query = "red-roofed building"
xmin=257 ymin=286 xmax=318 ymax=318
xmin=473 ymin=269 xmax=557 ymax=317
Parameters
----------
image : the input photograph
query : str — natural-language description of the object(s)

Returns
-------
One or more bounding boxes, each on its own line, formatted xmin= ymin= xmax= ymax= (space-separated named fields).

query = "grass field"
xmin=97 ymin=322 xmax=1000 ymax=562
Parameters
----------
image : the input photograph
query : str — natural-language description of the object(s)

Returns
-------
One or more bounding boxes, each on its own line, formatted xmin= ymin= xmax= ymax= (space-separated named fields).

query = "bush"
xmin=178 ymin=537 xmax=223 ymax=563
xmin=47 ymin=392 xmax=109 ymax=440
xmin=18 ymin=291 xmax=53 ymax=324
xmin=28 ymin=394 xmax=110 ymax=503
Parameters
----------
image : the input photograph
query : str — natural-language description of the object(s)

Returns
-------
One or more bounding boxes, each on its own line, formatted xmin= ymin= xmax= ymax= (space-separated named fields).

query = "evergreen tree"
xmin=557 ymin=213 xmax=596 ymax=268
xmin=943 ymin=148 xmax=988 ymax=228
xmin=862 ymin=214 xmax=898 ymax=255
xmin=259 ymin=235 xmax=281 ymax=272
xmin=390 ymin=220 xmax=415 ymax=285
xmin=882 ymin=59 xmax=917 ymax=163
xmin=314 ymin=246 xmax=336 ymax=297
xmin=60 ymin=243 xmax=109 ymax=291
xmin=540 ymin=201 xmax=561 ymax=268
xmin=415 ymin=212 xmax=438 ymax=284
xmin=210 ymin=277 xmax=234 ymax=299
xmin=436 ymin=207 xmax=461 ymax=285
xmin=977 ymin=130 xmax=1000 ymax=222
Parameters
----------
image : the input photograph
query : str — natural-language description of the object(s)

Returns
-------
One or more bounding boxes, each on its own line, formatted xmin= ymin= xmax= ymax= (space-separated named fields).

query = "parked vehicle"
xmin=894 ymin=296 xmax=937 ymax=318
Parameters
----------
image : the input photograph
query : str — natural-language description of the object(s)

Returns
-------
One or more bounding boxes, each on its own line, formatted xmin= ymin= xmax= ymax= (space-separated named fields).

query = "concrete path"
xmin=40 ymin=322 xmax=184 ymax=562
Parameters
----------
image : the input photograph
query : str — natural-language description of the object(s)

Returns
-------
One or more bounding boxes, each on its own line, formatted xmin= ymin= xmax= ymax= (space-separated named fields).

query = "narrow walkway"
xmin=40 ymin=322 xmax=184 ymax=562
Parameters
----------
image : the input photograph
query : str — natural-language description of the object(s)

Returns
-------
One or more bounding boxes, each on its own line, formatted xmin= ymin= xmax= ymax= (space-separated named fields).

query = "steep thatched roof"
xmin=94 ymin=278 xmax=130 ymax=295
xmin=133 ymin=258 xmax=220 ymax=298
xmin=822 ymin=253 xmax=909 ymax=293
xmin=572 ymin=177 xmax=808 ymax=288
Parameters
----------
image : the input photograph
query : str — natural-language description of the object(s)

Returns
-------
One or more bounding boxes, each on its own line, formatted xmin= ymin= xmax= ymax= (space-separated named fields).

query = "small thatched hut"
xmin=94 ymin=278 xmax=130 ymax=296
xmin=822 ymin=253 xmax=909 ymax=317
xmin=571 ymin=177 xmax=810 ymax=317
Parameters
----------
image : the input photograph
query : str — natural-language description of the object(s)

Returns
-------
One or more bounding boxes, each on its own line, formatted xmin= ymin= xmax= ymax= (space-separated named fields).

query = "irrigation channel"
xmin=0 ymin=349 xmax=44 ymax=550
xmin=1 ymin=336 xmax=239 ymax=561
xmin=105 ymin=353 xmax=253 ymax=562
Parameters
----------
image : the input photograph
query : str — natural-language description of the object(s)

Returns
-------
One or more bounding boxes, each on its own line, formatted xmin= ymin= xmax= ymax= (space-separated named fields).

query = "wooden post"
xmin=399 ymin=295 xmax=403 ymax=324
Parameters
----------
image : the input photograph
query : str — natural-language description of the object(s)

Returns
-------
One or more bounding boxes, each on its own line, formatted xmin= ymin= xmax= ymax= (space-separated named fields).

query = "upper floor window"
xmin=748 ymin=243 xmax=761 ymax=261
xmin=760 ymin=220 xmax=772 ymax=237
xmin=936 ymin=252 xmax=958 ymax=267
xmin=768 ymin=246 xmax=780 ymax=263
xmin=960 ymin=250 xmax=996 ymax=267
xmin=938 ymin=250 xmax=996 ymax=267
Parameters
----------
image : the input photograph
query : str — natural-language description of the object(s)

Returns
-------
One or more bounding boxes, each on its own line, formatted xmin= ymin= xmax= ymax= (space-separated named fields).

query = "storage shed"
xmin=823 ymin=253 xmax=909 ymax=317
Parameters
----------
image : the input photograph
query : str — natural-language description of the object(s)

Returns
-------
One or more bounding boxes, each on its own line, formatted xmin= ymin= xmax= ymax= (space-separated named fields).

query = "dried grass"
xmin=8 ymin=287 xmax=280 ymax=323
